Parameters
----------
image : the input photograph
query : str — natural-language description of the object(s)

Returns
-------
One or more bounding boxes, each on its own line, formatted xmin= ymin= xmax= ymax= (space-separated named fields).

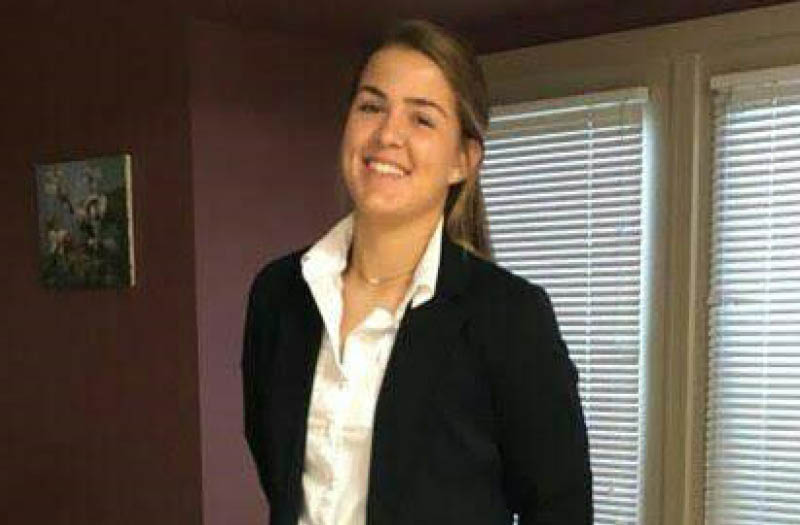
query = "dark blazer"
xmin=242 ymin=234 xmax=592 ymax=525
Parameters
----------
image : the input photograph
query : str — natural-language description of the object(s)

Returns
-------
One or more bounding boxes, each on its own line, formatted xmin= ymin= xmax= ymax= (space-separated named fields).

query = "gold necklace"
xmin=355 ymin=265 xmax=415 ymax=286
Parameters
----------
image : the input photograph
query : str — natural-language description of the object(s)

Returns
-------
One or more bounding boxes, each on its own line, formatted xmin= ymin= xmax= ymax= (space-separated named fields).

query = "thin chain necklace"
xmin=354 ymin=264 xmax=415 ymax=286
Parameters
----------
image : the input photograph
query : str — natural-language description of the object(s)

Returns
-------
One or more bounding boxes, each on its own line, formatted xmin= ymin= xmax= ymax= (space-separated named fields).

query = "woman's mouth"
xmin=365 ymin=157 xmax=409 ymax=179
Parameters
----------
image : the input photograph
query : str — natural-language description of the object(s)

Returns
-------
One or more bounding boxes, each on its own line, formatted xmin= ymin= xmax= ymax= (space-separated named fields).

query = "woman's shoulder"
xmin=454 ymin=248 xmax=565 ymax=348
xmin=248 ymin=245 xmax=309 ymax=298
xmin=459 ymin=249 xmax=572 ymax=378
xmin=461 ymin=249 xmax=550 ymax=309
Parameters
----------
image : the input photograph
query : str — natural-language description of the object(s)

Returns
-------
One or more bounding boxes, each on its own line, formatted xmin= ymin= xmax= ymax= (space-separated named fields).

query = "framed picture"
xmin=34 ymin=154 xmax=135 ymax=289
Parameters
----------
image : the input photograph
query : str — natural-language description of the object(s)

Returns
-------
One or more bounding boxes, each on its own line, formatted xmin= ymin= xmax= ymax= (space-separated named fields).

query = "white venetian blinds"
xmin=706 ymin=67 xmax=800 ymax=525
xmin=482 ymin=88 xmax=648 ymax=524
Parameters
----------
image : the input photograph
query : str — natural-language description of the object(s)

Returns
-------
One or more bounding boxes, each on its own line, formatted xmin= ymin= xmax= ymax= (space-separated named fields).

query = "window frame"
xmin=480 ymin=3 xmax=800 ymax=524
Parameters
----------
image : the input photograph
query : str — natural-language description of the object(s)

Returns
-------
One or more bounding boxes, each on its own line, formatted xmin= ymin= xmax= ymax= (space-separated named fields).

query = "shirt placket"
xmin=323 ymin=338 xmax=352 ymax=524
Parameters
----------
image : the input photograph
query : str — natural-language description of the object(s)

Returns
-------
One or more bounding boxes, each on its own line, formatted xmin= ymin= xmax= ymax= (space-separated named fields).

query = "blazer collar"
xmin=429 ymin=232 xmax=472 ymax=305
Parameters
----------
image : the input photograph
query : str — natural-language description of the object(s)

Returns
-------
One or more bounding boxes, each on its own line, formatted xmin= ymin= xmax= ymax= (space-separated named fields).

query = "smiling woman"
xmin=340 ymin=45 xmax=473 ymax=249
xmin=242 ymin=19 xmax=593 ymax=525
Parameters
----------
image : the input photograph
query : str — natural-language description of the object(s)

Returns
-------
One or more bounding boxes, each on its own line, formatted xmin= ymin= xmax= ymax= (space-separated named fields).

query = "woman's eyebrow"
xmin=358 ymin=85 xmax=387 ymax=99
xmin=358 ymin=84 xmax=449 ymax=119
xmin=405 ymin=97 xmax=449 ymax=119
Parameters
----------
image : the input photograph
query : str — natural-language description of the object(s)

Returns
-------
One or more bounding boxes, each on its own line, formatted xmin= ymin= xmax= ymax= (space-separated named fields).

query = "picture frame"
xmin=34 ymin=154 xmax=135 ymax=289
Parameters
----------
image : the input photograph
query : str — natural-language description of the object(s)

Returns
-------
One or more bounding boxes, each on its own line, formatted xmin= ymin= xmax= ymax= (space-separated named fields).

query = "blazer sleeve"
xmin=241 ymin=264 xmax=282 ymax=498
xmin=486 ymin=282 xmax=593 ymax=524
xmin=242 ymin=273 xmax=264 ymax=465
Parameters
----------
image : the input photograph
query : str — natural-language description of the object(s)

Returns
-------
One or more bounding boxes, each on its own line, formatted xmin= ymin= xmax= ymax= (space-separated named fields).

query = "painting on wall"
xmin=34 ymin=154 xmax=135 ymax=289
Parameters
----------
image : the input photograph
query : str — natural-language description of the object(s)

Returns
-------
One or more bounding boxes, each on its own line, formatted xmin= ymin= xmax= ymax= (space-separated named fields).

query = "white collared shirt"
xmin=298 ymin=213 xmax=443 ymax=525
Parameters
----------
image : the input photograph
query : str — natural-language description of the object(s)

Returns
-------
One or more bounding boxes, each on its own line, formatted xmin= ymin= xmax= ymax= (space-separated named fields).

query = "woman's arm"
xmin=242 ymin=273 xmax=266 ymax=470
xmin=241 ymin=260 xmax=289 ymax=500
xmin=486 ymin=282 xmax=593 ymax=524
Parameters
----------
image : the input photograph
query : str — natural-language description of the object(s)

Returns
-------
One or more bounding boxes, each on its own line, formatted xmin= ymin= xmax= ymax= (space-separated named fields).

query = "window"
xmin=482 ymin=88 xmax=649 ymax=524
xmin=705 ymin=67 xmax=800 ymax=524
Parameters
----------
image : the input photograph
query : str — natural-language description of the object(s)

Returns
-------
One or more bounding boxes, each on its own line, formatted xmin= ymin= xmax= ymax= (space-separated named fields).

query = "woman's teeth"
xmin=369 ymin=160 xmax=406 ymax=178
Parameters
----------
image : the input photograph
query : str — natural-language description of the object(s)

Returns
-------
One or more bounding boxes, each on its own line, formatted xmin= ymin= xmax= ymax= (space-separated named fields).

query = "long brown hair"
xmin=346 ymin=20 xmax=492 ymax=259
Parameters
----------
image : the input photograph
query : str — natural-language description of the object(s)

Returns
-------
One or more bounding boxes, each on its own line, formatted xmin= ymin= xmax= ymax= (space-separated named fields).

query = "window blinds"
xmin=482 ymin=88 xmax=648 ymax=525
xmin=706 ymin=68 xmax=800 ymax=525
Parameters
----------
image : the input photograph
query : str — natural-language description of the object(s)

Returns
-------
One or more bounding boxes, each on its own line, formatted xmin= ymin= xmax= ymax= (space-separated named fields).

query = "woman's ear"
xmin=450 ymin=138 xmax=483 ymax=184
xmin=465 ymin=137 xmax=483 ymax=174
xmin=449 ymin=167 xmax=465 ymax=184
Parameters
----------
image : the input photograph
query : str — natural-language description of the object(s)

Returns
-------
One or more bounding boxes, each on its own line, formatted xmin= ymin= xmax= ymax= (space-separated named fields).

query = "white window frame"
xmin=480 ymin=3 xmax=800 ymax=524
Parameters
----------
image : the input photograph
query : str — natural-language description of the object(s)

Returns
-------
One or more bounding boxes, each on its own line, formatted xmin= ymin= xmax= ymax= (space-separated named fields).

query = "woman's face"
xmin=340 ymin=46 xmax=470 ymax=225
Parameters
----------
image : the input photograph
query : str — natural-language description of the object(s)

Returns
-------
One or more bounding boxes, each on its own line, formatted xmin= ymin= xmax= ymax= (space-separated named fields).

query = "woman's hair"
xmin=347 ymin=19 xmax=493 ymax=259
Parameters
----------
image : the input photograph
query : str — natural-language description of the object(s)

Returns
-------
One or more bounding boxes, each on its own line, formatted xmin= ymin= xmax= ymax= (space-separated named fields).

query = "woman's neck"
xmin=348 ymin=211 xmax=442 ymax=282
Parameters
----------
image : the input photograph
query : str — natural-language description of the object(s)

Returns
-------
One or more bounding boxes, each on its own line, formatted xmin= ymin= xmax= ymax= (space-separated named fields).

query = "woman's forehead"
xmin=358 ymin=47 xmax=455 ymax=110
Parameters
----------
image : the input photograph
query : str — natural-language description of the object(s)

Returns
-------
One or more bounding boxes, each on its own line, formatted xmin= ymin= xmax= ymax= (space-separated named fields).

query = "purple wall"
xmin=187 ymin=20 xmax=353 ymax=524
xmin=1 ymin=9 xmax=203 ymax=525
xmin=2 ymin=4 xmax=359 ymax=523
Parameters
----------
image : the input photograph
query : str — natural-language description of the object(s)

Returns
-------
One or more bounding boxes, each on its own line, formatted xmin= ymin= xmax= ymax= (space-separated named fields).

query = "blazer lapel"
xmin=367 ymin=237 xmax=473 ymax=523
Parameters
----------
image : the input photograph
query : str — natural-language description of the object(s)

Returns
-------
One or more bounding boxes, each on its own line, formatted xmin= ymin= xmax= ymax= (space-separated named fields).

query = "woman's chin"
xmin=354 ymin=200 xmax=412 ymax=224
xmin=348 ymin=180 xmax=447 ymax=225
xmin=357 ymin=190 xmax=437 ymax=220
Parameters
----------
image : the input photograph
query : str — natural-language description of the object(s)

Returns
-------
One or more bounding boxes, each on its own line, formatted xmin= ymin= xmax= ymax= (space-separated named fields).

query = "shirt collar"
xmin=301 ymin=212 xmax=442 ymax=309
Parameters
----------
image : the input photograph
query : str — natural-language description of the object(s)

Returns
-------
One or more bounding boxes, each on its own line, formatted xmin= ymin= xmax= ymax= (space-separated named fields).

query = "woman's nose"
xmin=375 ymin=111 xmax=407 ymax=148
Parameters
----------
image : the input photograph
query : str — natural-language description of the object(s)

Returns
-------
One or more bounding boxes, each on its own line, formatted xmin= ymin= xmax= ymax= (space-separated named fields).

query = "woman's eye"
xmin=414 ymin=114 xmax=435 ymax=128
xmin=357 ymin=102 xmax=382 ymax=113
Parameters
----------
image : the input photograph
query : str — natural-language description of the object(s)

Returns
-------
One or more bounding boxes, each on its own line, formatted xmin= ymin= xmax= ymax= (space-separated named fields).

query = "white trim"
xmin=489 ymin=87 xmax=649 ymax=122
xmin=711 ymin=63 xmax=800 ymax=89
